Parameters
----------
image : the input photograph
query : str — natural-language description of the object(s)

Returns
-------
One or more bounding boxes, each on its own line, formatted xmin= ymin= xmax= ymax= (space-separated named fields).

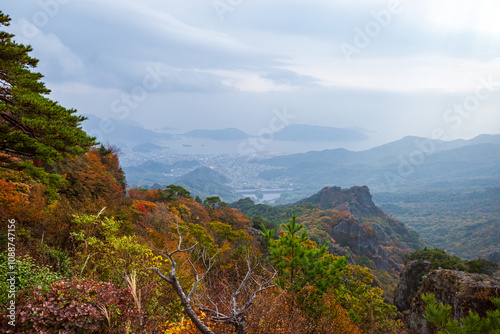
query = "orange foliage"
xmin=181 ymin=197 xmax=211 ymax=224
xmin=0 ymin=178 xmax=27 ymax=219
xmin=240 ymin=288 xmax=361 ymax=334
xmin=319 ymin=290 xmax=363 ymax=334
xmin=208 ymin=206 xmax=252 ymax=231
xmin=162 ymin=310 xmax=215 ymax=334
xmin=56 ymin=148 xmax=125 ymax=207
xmin=128 ymin=188 xmax=162 ymax=202
xmin=132 ymin=200 xmax=159 ymax=213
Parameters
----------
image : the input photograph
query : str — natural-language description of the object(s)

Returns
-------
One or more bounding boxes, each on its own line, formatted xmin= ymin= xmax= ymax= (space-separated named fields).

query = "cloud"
xmin=161 ymin=67 xmax=237 ymax=94
xmin=260 ymin=68 xmax=320 ymax=87
xmin=2 ymin=0 xmax=499 ymax=141
xmin=203 ymin=69 xmax=299 ymax=92
xmin=65 ymin=0 xmax=272 ymax=69
xmin=405 ymin=0 xmax=500 ymax=37
xmin=278 ymin=56 xmax=500 ymax=92
xmin=10 ymin=19 xmax=86 ymax=81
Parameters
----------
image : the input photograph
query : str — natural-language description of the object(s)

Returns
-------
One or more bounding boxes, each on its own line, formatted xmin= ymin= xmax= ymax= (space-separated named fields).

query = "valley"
xmin=116 ymin=128 xmax=500 ymax=265
xmin=2 ymin=3 xmax=500 ymax=331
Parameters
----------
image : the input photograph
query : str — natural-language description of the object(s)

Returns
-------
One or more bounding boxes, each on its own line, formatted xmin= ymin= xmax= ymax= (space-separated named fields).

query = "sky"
xmin=2 ymin=0 xmax=500 ymax=147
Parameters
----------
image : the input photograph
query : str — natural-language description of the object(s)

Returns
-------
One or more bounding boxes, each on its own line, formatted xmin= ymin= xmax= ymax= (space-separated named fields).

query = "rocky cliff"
xmin=395 ymin=262 xmax=500 ymax=333
xmin=295 ymin=185 xmax=384 ymax=218
xmin=291 ymin=186 xmax=425 ymax=299
xmin=298 ymin=186 xmax=423 ymax=274
xmin=233 ymin=186 xmax=425 ymax=299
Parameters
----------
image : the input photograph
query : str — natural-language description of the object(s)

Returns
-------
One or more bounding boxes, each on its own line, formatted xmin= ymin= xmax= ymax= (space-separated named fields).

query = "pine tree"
xmin=263 ymin=216 xmax=348 ymax=306
xmin=423 ymin=293 xmax=500 ymax=333
xmin=0 ymin=11 xmax=95 ymax=194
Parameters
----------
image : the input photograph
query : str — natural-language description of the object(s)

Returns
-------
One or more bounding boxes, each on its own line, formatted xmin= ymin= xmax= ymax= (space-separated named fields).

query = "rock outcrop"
xmin=297 ymin=186 xmax=424 ymax=276
xmin=395 ymin=267 xmax=500 ymax=334
xmin=394 ymin=259 xmax=432 ymax=311
xmin=295 ymin=186 xmax=384 ymax=219
xmin=329 ymin=217 xmax=403 ymax=273
xmin=233 ymin=185 xmax=425 ymax=299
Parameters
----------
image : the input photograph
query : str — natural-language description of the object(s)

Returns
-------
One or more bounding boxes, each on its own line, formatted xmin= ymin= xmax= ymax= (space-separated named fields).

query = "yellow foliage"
xmin=162 ymin=311 xmax=211 ymax=334
xmin=72 ymin=214 xmax=170 ymax=284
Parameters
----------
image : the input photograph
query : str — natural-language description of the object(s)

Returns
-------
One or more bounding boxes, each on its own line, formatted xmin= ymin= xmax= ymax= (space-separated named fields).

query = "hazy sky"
xmin=3 ymin=0 xmax=500 ymax=145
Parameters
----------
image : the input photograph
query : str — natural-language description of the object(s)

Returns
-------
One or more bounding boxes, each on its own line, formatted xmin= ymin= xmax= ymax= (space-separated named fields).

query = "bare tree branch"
xmin=146 ymin=266 xmax=173 ymax=284
xmin=147 ymin=218 xmax=217 ymax=334
xmin=197 ymin=255 xmax=277 ymax=334
xmin=148 ymin=216 xmax=276 ymax=334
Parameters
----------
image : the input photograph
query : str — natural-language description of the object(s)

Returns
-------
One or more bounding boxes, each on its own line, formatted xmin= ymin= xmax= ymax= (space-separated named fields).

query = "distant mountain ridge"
xmin=82 ymin=115 xmax=372 ymax=146
xmin=181 ymin=124 xmax=370 ymax=142
xmin=257 ymin=134 xmax=500 ymax=197
xmin=258 ymin=134 xmax=500 ymax=167
xmin=81 ymin=114 xmax=170 ymax=145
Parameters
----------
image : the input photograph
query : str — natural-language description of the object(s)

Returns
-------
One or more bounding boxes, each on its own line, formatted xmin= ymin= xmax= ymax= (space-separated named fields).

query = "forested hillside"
xmin=2 ymin=9 xmax=500 ymax=334
xmin=0 ymin=12 xmax=403 ymax=333
xmin=374 ymin=188 xmax=500 ymax=262
xmin=232 ymin=186 xmax=424 ymax=299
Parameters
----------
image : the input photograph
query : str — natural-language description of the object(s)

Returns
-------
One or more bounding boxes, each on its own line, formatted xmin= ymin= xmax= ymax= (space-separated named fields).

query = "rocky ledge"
xmin=395 ymin=265 xmax=500 ymax=334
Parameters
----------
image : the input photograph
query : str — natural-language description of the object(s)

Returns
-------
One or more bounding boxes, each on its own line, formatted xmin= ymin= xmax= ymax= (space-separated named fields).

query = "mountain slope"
xmin=174 ymin=166 xmax=241 ymax=202
xmin=123 ymin=160 xmax=200 ymax=186
xmin=232 ymin=185 xmax=424 ymax=298
xmin=374 ymin=187 xmax=500 ymax=261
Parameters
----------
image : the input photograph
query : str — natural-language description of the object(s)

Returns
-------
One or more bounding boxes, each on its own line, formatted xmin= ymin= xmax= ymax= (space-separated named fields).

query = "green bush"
xmin=0 ymin=253 xmax=63 ymax=304
xmin=407 ymin=248 xmax=498 ymax=275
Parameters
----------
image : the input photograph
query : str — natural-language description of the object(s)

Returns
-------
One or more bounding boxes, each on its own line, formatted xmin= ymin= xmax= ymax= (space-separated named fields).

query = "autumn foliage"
xmin=2 ymin=278 xmax=157 ymax=333
xmin=0 ymin=139 xmax=403 ymax=334
xmin=0 ymin=9 xmax=413 ymax=333
xmin=1 ymin=146 xmax=403 ymax=334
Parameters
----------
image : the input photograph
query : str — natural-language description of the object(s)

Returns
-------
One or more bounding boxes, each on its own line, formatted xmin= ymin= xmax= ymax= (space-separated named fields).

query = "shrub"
xmin=0 ymin=253 xmax=63 ymax=304
xmin=1 ymin=277 xmax=157 ymax=333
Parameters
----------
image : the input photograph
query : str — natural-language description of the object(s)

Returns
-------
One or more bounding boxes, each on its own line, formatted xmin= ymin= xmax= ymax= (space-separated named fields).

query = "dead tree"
xmin=148 ymin=219 xmax=275 ymax=334
xmin=198 ymin=259 xmax=276 ymax=334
